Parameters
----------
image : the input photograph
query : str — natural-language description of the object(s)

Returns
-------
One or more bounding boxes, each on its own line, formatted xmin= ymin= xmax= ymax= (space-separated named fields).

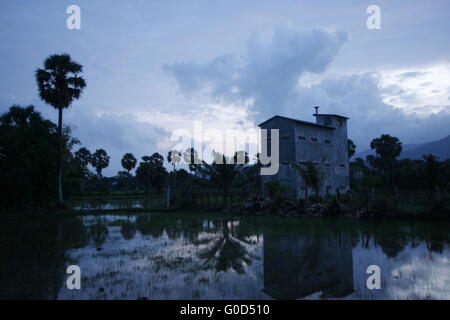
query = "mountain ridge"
xmin=354 ymin=135 xmax=450 ymax=161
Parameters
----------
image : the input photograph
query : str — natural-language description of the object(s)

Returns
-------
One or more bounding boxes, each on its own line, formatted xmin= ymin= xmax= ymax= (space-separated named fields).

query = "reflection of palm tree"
xmin=426 ymin=236 xmax=444 ymax=253
xmin=136 ymin=215 xmax=164 ymax=238
xmin=233 ymin=220 xmax=261 ymax=245
xmin=0 ymin=146 xmax=5 ymax=161
xmin=182 ymin=221 xmax=203 ymax=241
xmin=90 ymin=220 xmax=108 ymax=245
xmin=165 ymin=223 xmax=182 ymax=240
xmin=371 ymin=224 xmax=407 ymax=258
xmin=198 ymin=220 xmax=254 ymax=274
xmin=375 ymin=238 xmax=406 ymax=258
xmin=164 ymin=220 xmax=203 ymax=241
xmin=120 ymin=220 xmax=136 ymax=240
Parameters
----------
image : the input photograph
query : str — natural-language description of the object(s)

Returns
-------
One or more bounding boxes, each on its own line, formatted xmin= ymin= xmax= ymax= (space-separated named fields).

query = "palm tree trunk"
xmin=223 ymin=189 xmax=230 ymax=207
xmin=126 ymin=170 xmax=130 ymax=193
xmin=57 ymin=107 xmax=64 ymax=206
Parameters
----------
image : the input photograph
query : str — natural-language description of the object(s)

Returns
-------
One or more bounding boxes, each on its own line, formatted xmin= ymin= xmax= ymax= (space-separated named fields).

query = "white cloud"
xmin=164 ymin=27 xmax=450 ymax=153
xmin=164 ymin=26 xmax=349 ymax=121
xmin=290 ymin=72 xmax=450 ymax=149
xmin=378 ymin=62 xmax=450 ymax=115
xmin=133 ymin=100 xmax=259 ymax=163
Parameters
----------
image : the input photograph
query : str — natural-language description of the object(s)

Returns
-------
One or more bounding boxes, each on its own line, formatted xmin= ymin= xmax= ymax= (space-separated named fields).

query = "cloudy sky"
xmin=1 ymin=0 xmax=449 ymax=175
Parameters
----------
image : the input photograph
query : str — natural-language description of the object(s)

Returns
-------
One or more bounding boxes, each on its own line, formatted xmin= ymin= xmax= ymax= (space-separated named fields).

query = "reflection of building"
xmin=263 ymin=235 xmax=353 ymax=299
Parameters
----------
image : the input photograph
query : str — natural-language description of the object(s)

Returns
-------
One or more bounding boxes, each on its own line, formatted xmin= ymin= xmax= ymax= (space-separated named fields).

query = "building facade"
xmin=259 ymin=111 xmax=350 ymax=197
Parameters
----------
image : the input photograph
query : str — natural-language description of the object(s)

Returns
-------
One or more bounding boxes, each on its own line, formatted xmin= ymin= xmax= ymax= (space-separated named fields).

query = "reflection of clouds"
xmin=351 ymin=242 xmax=450 ymax=300
xmin=391 ymin=249 xmax=450 ymax=299
xmin=58 ymin=218 xmax=267 ymax=300
xmin=72 ymin=200 xmax=146 ymax=211
xmin=58 ymin=216 xmax=450 ymax=300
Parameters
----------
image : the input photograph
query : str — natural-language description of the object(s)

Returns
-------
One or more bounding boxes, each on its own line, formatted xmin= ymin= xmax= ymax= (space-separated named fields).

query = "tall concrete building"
xmin=259 ymin=108 xmax=350 ymax=197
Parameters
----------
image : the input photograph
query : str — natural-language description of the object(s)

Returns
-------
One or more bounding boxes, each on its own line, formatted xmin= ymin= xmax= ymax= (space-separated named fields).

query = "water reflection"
xmin=1 ymin=213 xmax=449 ymax=299
xmin=70 ymin=198 xmax=160 ymax=211
xmin=120 ymin=221 xmax=137 ymax=240
xmin=263 ymin=234 xmax=353 ymax=299
xmin=197 ymin=220 xmax=254 ymax=274
xmin=90 ymin=219 xmax=109 ymax=245
xmin=0 ymin=214 xmax=88 ymax=299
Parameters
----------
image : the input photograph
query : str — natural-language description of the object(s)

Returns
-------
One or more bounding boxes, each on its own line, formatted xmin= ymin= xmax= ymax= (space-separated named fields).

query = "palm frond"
xmin=35 ymin=53 xmax=86 ymax=109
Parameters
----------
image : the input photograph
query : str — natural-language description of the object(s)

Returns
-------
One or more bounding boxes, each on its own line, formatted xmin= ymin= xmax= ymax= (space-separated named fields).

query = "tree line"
xmin=350 ymin=134 xmax=450 ymax=197
xmin=0 ymin=53 xmax=448 ymax=212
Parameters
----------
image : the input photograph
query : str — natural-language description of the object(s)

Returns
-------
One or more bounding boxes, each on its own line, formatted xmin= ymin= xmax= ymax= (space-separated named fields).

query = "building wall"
xmin=260 ymin=116 xmax=350 ymax=197
xmin=260 ymin=117 xmax=296 ymax=194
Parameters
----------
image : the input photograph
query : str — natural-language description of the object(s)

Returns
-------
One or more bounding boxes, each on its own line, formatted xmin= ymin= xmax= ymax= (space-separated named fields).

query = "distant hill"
xmin=400 ymin=135 xmax=450 ymax=160
xmin=354 ymin=135 xmax=450 ymax=161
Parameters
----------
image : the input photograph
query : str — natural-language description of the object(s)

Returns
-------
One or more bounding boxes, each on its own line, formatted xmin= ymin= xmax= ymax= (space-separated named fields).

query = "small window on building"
xmin=324 ymin=139 xmax=332 ymax=144
xmin=325 ymin=163 xmax=331 ymax=167
xmin=337 ymin=119 xmax=343 ymax=127
xmin=282 ymin=161 xmax=290 ymax=165
xmin=339 ymin=164 xmax=345 ymax=168
xmin=281 ymin=135 xmax=290 ymax=140
xmin=298 ymin=136 xmax=306 ymax=141
xmin=311 ymin=137 xmax=318 ymax=142
xmin=324 ymin=117 xmax=332 ymax=126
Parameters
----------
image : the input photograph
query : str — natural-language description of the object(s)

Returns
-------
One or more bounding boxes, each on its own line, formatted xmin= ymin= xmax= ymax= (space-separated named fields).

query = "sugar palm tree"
xmin=35 ymin=53 xmax=86 ymax=206
xmin=121 ymin=152 xmax=137 ymax=192
xmin=183 ymin=147 xmax=200 ymax=175
xmin=91 ymin=149 xmax=110 ymax=177
xmin=167 ymin=150 xmax=181 ymax=171
xmin=121 ymin=153 xmax=137 ymax=174
xmin=370 ymin=134 xmax=402 ymax=186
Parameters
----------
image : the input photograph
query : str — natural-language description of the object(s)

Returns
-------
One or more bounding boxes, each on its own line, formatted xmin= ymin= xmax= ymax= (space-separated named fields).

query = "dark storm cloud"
xmin=165 ymin=27 xmax=449 ymax=151
xmin=1 ymin=1 xmax=449 ymax=173
xmin=290 ymin=73 xmax=450 ymax=149
xmin=164 ymin=27 xmax=348 ymax=121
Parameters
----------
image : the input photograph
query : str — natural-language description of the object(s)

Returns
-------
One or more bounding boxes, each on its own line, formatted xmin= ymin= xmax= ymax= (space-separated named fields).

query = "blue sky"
xmin=1 ymin=0 xmax=449 ymax=175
